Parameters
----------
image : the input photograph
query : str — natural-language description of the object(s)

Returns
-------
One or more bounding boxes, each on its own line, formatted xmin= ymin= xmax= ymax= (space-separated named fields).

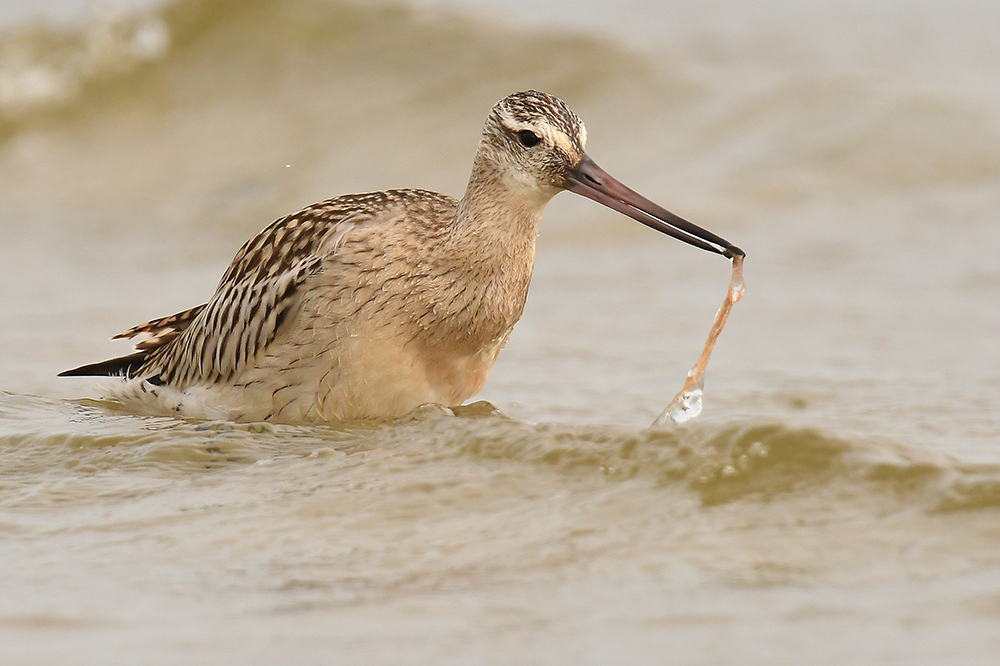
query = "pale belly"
xmin=108 ymin=326 xmax=507 ymax=424
xmin=239 ymin=328 xmax=505 ymax=422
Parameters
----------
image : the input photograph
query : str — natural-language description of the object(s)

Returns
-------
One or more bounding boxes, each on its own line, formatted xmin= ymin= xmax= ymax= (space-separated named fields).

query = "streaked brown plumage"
xmin=61 ymin=90 xmax=742 ymax=423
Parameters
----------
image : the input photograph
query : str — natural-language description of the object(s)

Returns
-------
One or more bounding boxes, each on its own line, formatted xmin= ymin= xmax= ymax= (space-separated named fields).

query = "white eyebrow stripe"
xmin=502 ymin=118 xmax=582 ymax=155
xmin=551 ymin=132 xmax=575 ymax=153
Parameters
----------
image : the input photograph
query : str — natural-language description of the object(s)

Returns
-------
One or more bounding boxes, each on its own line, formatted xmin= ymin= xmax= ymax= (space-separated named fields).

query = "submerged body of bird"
xmin=61 ymin=91 xmax=743 ymax=423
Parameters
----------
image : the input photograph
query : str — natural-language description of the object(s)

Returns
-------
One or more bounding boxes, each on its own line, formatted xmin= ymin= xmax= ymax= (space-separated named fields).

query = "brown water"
xmin=2 ymin=0 xmax=1000 ymax=663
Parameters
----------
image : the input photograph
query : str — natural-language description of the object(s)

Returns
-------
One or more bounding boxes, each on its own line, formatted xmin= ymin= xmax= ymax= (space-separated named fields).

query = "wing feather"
xmin=60 ymin=189 xmax=459 ymax=385
xmin=138 ymin=198 xmax=381 ymax=386
xmin=112 ymin=304 xmax=207 ymax=351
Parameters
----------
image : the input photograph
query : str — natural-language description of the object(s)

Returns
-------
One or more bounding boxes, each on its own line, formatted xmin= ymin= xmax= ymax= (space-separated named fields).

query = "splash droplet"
xmin=653 ymin=255 xmax=744 ymax=427
xmin=654 ymin=377 xmax=703 ymax=426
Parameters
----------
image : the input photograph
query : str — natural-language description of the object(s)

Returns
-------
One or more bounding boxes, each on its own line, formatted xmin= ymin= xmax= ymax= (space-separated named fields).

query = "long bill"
xmin=565 ymin=154 xmax=744 ymax=259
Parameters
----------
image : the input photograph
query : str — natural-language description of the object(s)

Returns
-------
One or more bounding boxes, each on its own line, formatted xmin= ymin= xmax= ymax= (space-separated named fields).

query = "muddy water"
xmin=1 ymin=1 xmax=999 ymax=664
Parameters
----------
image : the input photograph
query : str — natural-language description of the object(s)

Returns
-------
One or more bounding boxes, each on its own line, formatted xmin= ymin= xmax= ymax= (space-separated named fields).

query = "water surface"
xmin=1 ymin=0 xmax=999 ymax=663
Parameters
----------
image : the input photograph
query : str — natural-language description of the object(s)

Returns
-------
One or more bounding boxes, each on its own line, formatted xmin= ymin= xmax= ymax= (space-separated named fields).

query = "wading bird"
xmin=61 ymin=90 xmax=743 ymax=423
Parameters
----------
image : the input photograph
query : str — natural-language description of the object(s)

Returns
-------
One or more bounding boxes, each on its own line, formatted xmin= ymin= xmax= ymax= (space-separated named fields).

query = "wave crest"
xmin=0 ymin=8 xmax=168 ymax=127
xmin=399 ymin=410 xmax=1000 ymax=512
xmin=3 ymin=392 xmax=999 ymax=515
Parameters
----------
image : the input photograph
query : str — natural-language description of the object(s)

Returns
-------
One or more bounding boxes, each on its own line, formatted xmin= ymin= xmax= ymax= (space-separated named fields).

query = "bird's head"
xmin=480 ymin=90 xmax=587 ymax=200
xmin=480 ymin=90 xmax=744 ymax=259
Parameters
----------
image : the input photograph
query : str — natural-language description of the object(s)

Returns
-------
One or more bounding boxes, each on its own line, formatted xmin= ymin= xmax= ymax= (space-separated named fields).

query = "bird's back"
xmin=66 ymin=188 xmax=532 ymax=422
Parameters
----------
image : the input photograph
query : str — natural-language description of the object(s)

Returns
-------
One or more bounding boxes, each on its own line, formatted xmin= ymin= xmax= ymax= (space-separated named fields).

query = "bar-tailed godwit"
xmin=61 ymin=90 xmax=743 ymax=423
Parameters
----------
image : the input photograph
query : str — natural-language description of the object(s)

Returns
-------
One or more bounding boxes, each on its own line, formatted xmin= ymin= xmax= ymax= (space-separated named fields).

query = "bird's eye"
xmin=517 ymin=130 xmax=540 ymax=148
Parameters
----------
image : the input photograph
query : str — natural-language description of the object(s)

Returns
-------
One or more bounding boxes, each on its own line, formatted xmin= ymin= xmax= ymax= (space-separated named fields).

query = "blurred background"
xmin=2 ymin=0 xmax=998 ymax=438
xmin=2 ymin=2 xmax=1000 ymax=663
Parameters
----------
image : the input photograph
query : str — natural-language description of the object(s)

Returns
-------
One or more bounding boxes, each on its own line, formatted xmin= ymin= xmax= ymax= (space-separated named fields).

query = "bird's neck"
xmin=443 ymin=152 xmax=557 ymax=335
xmin=453 ymin=152 xmax=555 ymax=259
